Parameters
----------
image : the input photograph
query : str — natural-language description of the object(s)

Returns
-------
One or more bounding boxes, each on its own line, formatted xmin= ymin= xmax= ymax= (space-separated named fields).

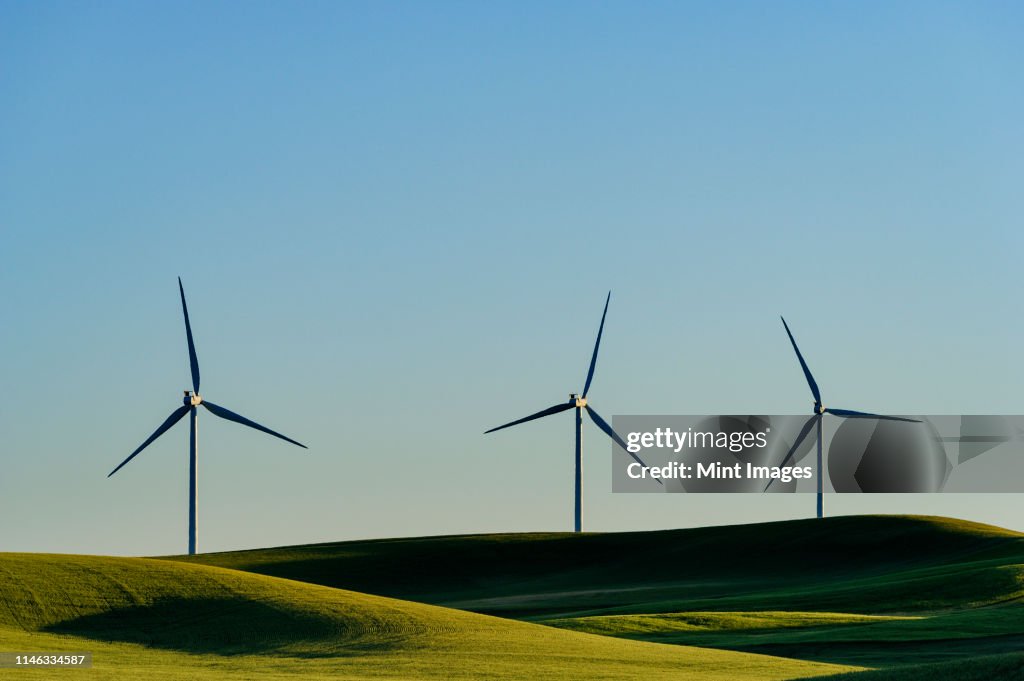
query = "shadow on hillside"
xmin=738 ymin=632 xmax=1024 ymax=668
xmin=190 ymin=517 xmax=1024 ymax=621
xmin=44 ymin=596 xmax=405 ymax=657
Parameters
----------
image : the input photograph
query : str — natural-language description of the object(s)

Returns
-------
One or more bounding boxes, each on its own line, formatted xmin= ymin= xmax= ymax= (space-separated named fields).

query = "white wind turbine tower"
xmin=109 ymin=278 xmax=307 ymax=555
xmin=485 ymin=292 xmax=656 ymax=532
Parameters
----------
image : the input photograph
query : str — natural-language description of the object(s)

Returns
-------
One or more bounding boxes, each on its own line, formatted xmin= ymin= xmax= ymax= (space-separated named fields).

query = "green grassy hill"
xmin=3 ymin=515 xmax=1019 ymax=678
xmin=180 ymin=515 xmax=1022 ymax=617
xmin=179 ymin=515 xmax=1024 ymax=671
xmin=807 ymin=652 xmax=1024 ymax=681
xmin=0 ymin=553 xmax=851 ymax=680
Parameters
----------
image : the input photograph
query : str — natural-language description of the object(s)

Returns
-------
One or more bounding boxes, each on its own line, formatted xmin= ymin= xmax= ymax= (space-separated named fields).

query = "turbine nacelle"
xmin=570 ymin=393 xmax=587 ymax=408
xmin=183 ymin=390 xmax=203 ymax=407
xmin=815 ymin=402 xmax=825 ymax=415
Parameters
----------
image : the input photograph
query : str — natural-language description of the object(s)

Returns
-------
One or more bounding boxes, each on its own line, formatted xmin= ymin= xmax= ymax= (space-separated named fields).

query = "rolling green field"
xmin=181 ymin=515 xmax=1024 ymax=675
xmin=0 ymin=552 xmax=853 ymax=679
xmin=1 ymin=515 xmax=1021 ymax=678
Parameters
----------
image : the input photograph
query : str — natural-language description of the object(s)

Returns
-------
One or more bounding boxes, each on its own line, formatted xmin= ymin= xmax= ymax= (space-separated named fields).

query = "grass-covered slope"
xmin=2 ymin=515 xmax=1014 ymax=678
xmin=180 ymin=515 xmax=1023 ymax=618
xmin=806 ymin=652 xmax=1024 ymax=681
xmin=547 ymin=604 xmax=1024 ymax=667
xmin=179 ymin=515 xmax=1024 ymax=669
xmin=0 ymin=553 xmax=852 ymax=680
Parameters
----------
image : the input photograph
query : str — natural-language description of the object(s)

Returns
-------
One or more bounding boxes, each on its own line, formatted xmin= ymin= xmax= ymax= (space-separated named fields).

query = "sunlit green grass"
xmin=0 ymin=553 xmax=854 ymax=680
xmin=3 ymin=515 xmax=1021 ymax=678
xmin=543 ymin=611 xmax=920 ymax=636
xmin=543 ymin=605 xmax=1024 ymax=667
xmin=179 ymin=515 xmax=1024 ymax=671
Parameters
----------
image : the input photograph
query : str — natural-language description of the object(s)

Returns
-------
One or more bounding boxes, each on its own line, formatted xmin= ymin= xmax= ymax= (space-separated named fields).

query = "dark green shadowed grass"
xmin=0 ymin=553 xmax=853 ymax=680
xmin=806 ymin=652 xmax=1024 ymax=680
xmin=2 ymin=515 xmax=1020 ymax=678
xmin=177 ymin=515 xmax=1024 ymax=672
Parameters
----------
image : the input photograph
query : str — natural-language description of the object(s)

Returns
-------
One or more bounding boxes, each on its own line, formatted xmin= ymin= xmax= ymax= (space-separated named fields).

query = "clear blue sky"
xmin=2 ymin=1 xmax=1023 ymax=555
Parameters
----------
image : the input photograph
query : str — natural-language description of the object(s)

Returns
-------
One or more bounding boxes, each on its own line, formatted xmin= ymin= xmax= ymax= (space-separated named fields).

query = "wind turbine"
xmin=485 ymin=292 xmax=656 ymax=533
xmin=766 ymin=316 xmax=916 ymax=517
xmin=108 ymin=278 xmax=307 ymax=555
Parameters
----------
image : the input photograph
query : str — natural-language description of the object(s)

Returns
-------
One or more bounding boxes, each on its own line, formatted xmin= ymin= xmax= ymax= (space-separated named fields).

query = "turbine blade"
xmin=179 ymin=277 xmax=201 ymax=393
xmin=202 ymin=401 xmax=307 ymax=448
xmin=109 ymin=405 xmax=190 ymax=477
xmin=484 ymin=402 xmax=575 ymax=434
xmin=781 ymin=316 xmax=821 ymax=405
xmin=825 ymin=408 xmax=919 ymax=423
xmin=582 ymin=292 xmax=611 ymax=398
xmin=764 ymin=415 xmax=817 ymax=492
xmin=585 ymin=405 xmax=662 ymax=485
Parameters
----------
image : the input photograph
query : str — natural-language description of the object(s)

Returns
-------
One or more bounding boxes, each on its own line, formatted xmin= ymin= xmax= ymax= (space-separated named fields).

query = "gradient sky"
xmin=3 ymin=1 xmax=1023 ymax=556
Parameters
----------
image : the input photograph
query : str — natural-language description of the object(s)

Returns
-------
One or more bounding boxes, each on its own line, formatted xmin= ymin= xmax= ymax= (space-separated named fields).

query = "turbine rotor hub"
xmin=183 ymin=391 xmax=203 ymax=407
xmin=575 ymin=396 xmax=587 ymax=408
